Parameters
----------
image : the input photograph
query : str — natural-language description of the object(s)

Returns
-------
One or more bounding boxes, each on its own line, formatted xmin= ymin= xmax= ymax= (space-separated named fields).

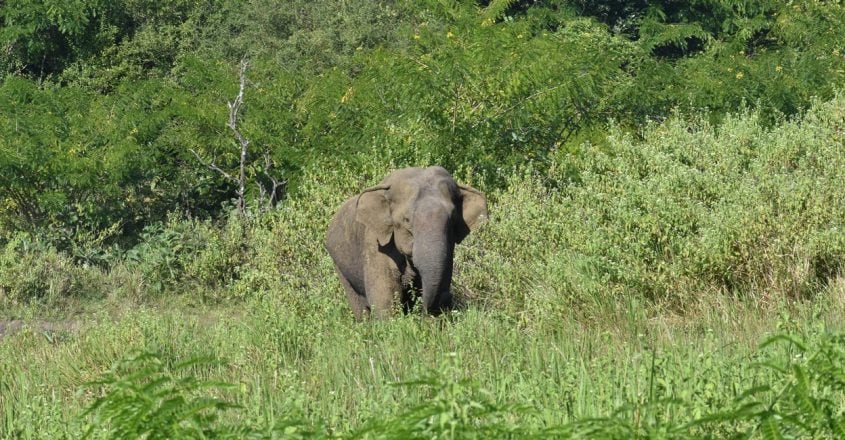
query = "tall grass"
xmin=3 ymin=302 xmax=842 ymax=438
xmin=2 ymin=96 xmax=845 ymax=437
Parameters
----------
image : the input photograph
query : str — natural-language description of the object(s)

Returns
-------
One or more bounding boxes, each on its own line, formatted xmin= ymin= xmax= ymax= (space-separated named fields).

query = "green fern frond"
xmin=481 ymin=0 xmax=517 ymax=24
xmin=639 ymin=20 xmax=712 ymax=54
xmin=81 ymin=351 xmax=248 ymax=440
xmin=791 ymin=365 xmax=817 ymax=419
xmin=760 ymin=414 xmax=784 ymax=440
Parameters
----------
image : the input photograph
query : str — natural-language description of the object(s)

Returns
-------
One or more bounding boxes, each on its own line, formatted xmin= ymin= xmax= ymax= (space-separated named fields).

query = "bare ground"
xmin=0 ymin=320 xmax=80 ymax=337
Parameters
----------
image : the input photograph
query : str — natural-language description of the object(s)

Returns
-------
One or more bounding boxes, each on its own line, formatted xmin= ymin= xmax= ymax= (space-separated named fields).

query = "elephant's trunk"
xmin=412 ymin=212 xmax=455 ymax=314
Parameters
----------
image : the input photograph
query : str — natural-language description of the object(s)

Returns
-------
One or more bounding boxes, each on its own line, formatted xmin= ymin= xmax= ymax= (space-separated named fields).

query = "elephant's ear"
xmin=455 ymin=184 xmax=488 ymax=244
xmin=356 ymin=186 xmax=393 ymax=246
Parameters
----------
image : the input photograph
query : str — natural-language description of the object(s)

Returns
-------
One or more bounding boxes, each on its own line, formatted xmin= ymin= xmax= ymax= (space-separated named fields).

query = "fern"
xmin=82 ymin=352 xmax=248 ymax=440
xmin=760 ymin=416 xmax=783 ymax=440
xmin=638 ymin=10 xmax=712 ymax=55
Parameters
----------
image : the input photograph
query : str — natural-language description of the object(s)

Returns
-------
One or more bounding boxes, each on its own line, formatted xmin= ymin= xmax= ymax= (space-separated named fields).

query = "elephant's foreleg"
xmin=335 ymin=269 xmax=368 ymax=320
xmin=364 ymin=254 xmax=402 ymax=319
xmin=434 ymin=291 xmax=453 ymax=315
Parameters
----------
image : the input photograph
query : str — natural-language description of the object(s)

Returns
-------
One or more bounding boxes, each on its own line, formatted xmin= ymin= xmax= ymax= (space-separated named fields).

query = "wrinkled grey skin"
xmin=325 ymin=166 xmax=488 ymax=319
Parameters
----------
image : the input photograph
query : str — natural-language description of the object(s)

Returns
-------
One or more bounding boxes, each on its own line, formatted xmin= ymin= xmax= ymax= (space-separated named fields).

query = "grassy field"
xmin=3 ymin=97 xmax=845 ymax=438
xmin=2 ymin=287 xmax=843 ymax=438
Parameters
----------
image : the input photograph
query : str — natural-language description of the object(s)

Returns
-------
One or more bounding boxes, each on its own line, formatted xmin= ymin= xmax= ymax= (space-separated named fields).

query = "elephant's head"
xmin=354 ymin=166 xmax=487 ymax=312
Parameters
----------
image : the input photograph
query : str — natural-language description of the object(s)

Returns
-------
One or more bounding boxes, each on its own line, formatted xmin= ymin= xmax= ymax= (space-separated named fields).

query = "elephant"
xmin=325 ymin=166 xmax=488 ymax=319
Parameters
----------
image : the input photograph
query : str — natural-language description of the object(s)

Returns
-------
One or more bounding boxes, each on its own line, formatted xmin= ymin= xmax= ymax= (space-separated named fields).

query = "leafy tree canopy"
xmin=1 ymin=0 xmax=843 ymax=250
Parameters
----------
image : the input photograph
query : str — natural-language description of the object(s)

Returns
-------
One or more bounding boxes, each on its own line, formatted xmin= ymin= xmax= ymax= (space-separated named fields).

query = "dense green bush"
xmin=3 ymin=0 xmax=844 ymax=247
xmin=0 ymin=76 xmax=229 ymax=250
xmin=472 ymin=94 xmax=845 ymax=319
xmin=0 ymin=0 xmax=221 ymax=82
xmin=0 ymin=232 xmax=104 ymax=307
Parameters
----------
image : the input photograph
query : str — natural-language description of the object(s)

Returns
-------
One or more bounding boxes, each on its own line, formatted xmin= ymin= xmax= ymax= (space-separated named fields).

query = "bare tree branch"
xmin=190 ymin=57 xmax=284 ymax=215
xmin=188 ymin=148 xmax=238 ymax=183
xmin=227 ymin=58 xmax=250 ymax=215
xmin=260 ymin=151 xmax=285 ymax=212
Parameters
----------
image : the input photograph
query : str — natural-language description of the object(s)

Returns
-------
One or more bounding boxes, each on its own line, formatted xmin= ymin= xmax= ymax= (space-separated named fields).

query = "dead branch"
xmin=188 ymin=149 xmax=238 ymax=183
xmin=261 ymin=151 xmax=285 ymax=212
xmin=227 ymin=59 xmax=250 ymax=215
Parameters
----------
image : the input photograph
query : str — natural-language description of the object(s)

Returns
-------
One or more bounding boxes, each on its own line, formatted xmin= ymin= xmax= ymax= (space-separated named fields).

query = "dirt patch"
xmin=0 ymin=320 xmax=80 ymax=338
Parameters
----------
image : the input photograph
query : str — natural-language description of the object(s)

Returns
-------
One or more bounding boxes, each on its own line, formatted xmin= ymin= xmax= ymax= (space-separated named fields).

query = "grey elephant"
xmin=325 ymin=166 xmax=488 ymax=319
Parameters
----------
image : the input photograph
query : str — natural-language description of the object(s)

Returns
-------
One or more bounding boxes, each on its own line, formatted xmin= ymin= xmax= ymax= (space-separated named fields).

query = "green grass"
xmin=2 ymin=290 xmax=843 ymax=438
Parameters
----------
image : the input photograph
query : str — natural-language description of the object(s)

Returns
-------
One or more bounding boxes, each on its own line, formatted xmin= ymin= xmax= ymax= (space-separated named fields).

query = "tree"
xmin=191 ymin=60 xmax=284 ymax=216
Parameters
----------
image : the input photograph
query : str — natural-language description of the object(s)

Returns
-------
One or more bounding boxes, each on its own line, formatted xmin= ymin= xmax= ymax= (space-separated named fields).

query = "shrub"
xmin=463 ymin=94 xmax=845 ymax=321
xmin=0 ymin=233 xmax=103 ymax=306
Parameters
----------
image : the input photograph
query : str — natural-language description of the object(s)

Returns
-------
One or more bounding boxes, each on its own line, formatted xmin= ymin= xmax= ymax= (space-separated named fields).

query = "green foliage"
xmin=352 ymin=353 xmax=542 ymax=439
xmin=206 ymin=0 xmax=405 ymax=73
xmin=0 ymin=65 xmax=234 ymax=249
xmin=82 ymin=351 xmax=249 ymax=439
xmin=3 ymin=0 xmax=845 ymax=244
xmin=6 ymin=310 xmax=844 ymax=438
xmin=565 ymin=0 xmax=845 ymax=122
xmin=635 ymin=0 xmax=779 ymax=57
xmin=0 ymin=0 xmax=221 ymax=83
xmin=0 ymin=0 xmax=105 ymax=77
xmin=0 ymin=232 xmax=103 ymax=307
xmin=702 ymin=331 xmax=845 ymax=438
xmin=5 ymin=93 xmax=845 ymax=314
xmin=2 ymin=3 xmax=845 ymax=435
xmin=287 ymin=1 xmax=637 ymax=182
xmin=5 ymin=97 xmax=845 ymax=435
xmin=473 ymin=95 xmax=845 ymax=320
xmin=123 ymin=221 xmax=192 ymax=296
